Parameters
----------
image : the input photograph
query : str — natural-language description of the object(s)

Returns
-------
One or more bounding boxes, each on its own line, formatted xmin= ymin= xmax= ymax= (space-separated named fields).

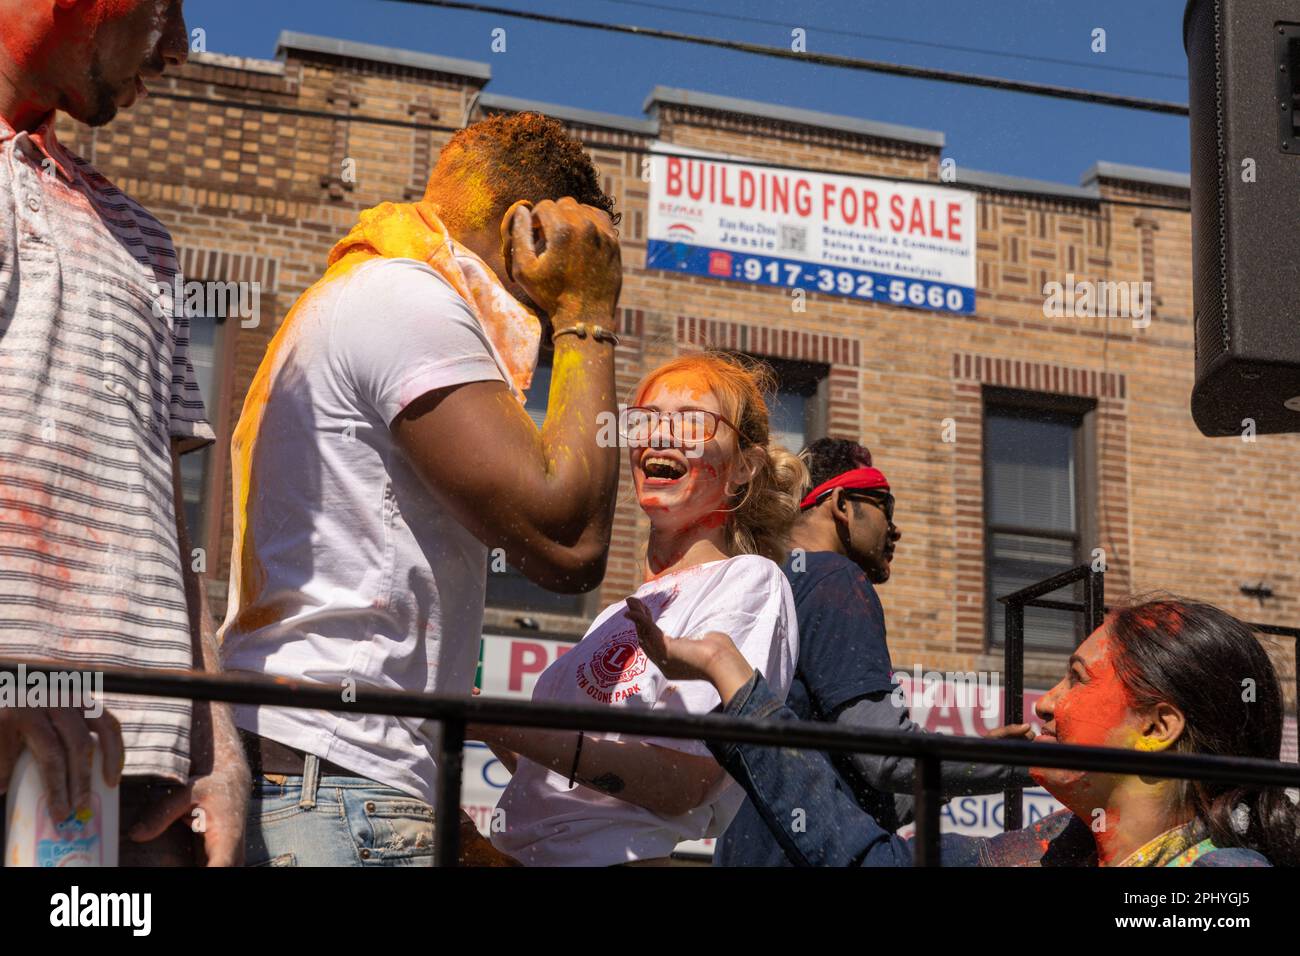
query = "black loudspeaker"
xmin=1185 ymin=0 xmax=1300 ymax=436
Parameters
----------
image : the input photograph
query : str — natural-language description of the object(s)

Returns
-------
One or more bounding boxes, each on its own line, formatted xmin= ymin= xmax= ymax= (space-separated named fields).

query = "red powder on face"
xmin=0 ymin=10 xmax=50 ymax=68
xmin=0 ymin=0 xmax=113 ymax=71
xmin=1054 ymin=635 xmax=1135 ymax=748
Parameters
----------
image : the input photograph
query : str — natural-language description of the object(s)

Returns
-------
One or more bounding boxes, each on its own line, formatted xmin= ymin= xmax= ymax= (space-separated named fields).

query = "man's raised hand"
xmin=504 ymin=197 xmax=622 ymax=325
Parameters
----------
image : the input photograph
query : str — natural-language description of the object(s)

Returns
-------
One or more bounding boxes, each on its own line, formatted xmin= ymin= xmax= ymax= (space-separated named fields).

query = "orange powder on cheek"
xmin=1055 ymin=645 xmax=1135 ymax=749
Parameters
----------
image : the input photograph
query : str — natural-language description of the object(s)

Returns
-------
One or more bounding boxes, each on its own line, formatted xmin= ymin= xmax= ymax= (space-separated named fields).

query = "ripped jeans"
xmin=244 ymin=754 xmax=435 ymax=867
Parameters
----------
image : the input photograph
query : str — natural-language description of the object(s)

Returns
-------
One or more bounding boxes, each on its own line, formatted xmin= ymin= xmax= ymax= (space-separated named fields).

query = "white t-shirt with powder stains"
xmin=219 ymin=257 xmax=512 ymax=804
xmin=491 ymin=554 xmax=798 ymax=866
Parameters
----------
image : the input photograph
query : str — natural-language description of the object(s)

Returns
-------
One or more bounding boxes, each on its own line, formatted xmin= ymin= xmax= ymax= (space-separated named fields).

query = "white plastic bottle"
xmin=4 ymin=736 xmax=119 ymax=867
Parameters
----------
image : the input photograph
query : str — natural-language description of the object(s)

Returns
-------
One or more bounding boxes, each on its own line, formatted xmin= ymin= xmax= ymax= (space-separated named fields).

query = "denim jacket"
xmin=708 ymin=672 xmax=1271 ymax=867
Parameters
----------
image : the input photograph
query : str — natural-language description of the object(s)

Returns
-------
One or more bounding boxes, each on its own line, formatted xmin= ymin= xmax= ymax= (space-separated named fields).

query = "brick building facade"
xmin=55 ymin=31 xmax=1299 ymax=708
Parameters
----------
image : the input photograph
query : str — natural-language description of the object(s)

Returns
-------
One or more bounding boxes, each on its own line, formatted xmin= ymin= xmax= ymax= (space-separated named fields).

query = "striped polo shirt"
xmin=0 ymin=114 xmax=214 ymax=782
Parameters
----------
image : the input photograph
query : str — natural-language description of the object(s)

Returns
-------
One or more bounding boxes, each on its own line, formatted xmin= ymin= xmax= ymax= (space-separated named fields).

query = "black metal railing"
xmin=998 ymin=564 xmax=1300 ymax=832
xmin=997 ymin=563 xmax=1105 ymax=831
xmin=4 ymin=654 xmax=1300 ymax=867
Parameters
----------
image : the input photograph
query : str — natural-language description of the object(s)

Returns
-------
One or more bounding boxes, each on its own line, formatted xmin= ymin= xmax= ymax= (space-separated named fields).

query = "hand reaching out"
xmin=984 ymin=723 xmax=1036 ymax=741
xmin=624 ymin=597 xmax=755 ymax=705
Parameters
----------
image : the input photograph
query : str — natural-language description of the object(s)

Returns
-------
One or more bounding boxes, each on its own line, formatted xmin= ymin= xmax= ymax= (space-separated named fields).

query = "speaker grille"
xmin=1186 ymin=0 xmax=1230 ymax=372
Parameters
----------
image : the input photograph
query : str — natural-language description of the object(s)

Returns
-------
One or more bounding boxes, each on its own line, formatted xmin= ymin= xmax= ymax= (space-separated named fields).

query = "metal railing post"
xmin=434 ymin=718 xmax=466 ymax=867
xmin=912 ymin=755 xmax=942 ymax=866
xmin=1002 ymin=600 xmax=1024 ymax=832
xmin=1086 ymin=564 xmax=1106 ymax=634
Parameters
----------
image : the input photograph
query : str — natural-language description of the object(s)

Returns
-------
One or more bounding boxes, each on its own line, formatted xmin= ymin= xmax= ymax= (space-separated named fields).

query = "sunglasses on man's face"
xmin=843 ymin=490 xmax=895 ymax=523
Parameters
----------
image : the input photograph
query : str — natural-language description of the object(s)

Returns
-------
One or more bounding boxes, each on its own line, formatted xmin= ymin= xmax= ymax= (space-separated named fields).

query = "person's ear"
xmin=1134 ymin=702 xmax=1185 ymax=752
xmin=497 ymin=200 xmax=534 ymax=281
xmin=731 ymin=446 xmax=762 ymax=487
xmin=828 ymin=487 xmax=852 ymax=529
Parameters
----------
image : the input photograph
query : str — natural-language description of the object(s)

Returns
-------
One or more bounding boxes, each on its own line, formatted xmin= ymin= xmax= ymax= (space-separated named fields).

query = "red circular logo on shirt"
xmin=587 ymin=633 xmax=647 ymax=689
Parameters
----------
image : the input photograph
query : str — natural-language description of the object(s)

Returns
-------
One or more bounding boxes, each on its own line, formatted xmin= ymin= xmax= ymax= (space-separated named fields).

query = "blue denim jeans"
xmin=244 ymin=754 xmax=435 ymax=867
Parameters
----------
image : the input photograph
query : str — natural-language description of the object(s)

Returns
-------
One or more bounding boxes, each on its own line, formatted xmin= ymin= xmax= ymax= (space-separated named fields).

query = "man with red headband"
xmin=0 ymin=1 xmax=249 ymax=865
xmin=717 ymin=438 xmax=1033 ymax=866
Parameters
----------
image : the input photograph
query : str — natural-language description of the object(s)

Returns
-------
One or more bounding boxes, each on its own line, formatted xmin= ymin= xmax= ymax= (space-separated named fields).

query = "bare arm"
xmin=124 ymin=445 xmax=250 ymax=865
xmin=392 ymin=347 xmax=617 ymax=592
xmin=474 ymin=723 xmax=726 ymax=818
xmin=392 ymin=199 xmax=622 ymax=593
xmin=484 ymin=740 xmax=518 ymax=775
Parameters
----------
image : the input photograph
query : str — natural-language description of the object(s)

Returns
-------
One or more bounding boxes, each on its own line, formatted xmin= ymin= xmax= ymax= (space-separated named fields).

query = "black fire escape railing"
xmin=4 ymin=653 xmax=1300 ymax=867
xmin=998 ymin=564 xmax=1300 ymax=833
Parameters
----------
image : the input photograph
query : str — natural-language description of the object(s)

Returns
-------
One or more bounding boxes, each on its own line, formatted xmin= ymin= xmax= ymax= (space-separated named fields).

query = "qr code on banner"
xmin=780 ymin=224 xmax=807 ymax=253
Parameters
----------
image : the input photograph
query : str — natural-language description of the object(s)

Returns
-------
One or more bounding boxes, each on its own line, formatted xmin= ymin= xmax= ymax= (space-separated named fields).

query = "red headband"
xmin=799 ymin=467 xmax=890 ymax=511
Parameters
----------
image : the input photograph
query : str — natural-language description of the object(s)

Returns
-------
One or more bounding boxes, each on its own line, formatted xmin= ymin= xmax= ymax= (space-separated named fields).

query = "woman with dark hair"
xmin=627 ymin=596 xmax=1299 ymax=866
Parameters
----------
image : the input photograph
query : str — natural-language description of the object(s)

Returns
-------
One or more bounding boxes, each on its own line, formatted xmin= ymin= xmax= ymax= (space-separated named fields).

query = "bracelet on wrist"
xmin=567 ymin=731 xmax=585 ymax=788
xmin=551 ymin=323 xmax=619 ymax=347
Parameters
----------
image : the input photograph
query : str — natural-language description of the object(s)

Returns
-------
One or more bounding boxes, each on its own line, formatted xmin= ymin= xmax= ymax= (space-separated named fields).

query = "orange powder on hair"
xmin=636 ymin=361 xmax=723 ymax=406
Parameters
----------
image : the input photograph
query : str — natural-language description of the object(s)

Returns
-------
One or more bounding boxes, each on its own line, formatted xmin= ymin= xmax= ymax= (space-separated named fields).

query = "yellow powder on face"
xmin=434 ymin=147 xmax=498 ymax=233
xmin=457 ymin=172 xmax=497 ymax=233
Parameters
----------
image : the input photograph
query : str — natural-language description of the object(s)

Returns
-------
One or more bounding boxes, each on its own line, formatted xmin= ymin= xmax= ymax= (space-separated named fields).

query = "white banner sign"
xmin=646 ymin=150 xmax=977 ymax=313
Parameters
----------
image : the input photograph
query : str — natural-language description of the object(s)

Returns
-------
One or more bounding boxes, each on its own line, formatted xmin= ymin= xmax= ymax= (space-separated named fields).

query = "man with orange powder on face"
xmin=219 ymin=113 xmax=623 ymax=866
xmin=0 ymin=0 xmax=249 ymax=865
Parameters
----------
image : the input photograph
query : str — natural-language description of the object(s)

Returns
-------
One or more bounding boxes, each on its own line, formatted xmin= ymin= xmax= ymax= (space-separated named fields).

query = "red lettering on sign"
xmin=822 ymin=182 xmax=837 ymax=220
xmin=508 ymin=642 xmax=547 ymax=692
xmin=947 ymin=202 xmax=963 ymax=243
xmin=665 ymin=157 xmax=682 ymax=197
xmin=794 ymin=179 xmax=812 ymax=217
xmin=889 ymin=194 xmax=905 ymax=232
xmin=863 ymin=190 xmax=879 ymax=229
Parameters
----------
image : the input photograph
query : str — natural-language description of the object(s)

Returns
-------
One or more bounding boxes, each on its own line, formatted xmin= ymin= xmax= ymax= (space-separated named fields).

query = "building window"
xmin=484 ymin=350 xmax=588 ymax=616
xmin=754 ymin=356 xmax=829 ymax=454
xmin=178 ymin=296 xmax=229 ymax=555
xmin=984 ymin=391 xmax=1095 ymax=651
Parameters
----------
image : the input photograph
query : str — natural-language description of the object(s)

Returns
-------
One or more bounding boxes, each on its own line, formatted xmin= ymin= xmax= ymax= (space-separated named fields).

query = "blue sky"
xmin=184 ymin=0 xmax=1192 ymax=186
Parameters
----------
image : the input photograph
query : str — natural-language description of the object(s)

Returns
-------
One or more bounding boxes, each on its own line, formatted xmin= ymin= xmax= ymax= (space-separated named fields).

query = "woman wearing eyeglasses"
xmin=473 ymin=351 xmax=806 ymax=866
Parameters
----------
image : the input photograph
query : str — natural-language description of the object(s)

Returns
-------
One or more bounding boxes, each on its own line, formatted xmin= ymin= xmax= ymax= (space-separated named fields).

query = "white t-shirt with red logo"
xmin=491 ymin=554 xmax=798 ymax=866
